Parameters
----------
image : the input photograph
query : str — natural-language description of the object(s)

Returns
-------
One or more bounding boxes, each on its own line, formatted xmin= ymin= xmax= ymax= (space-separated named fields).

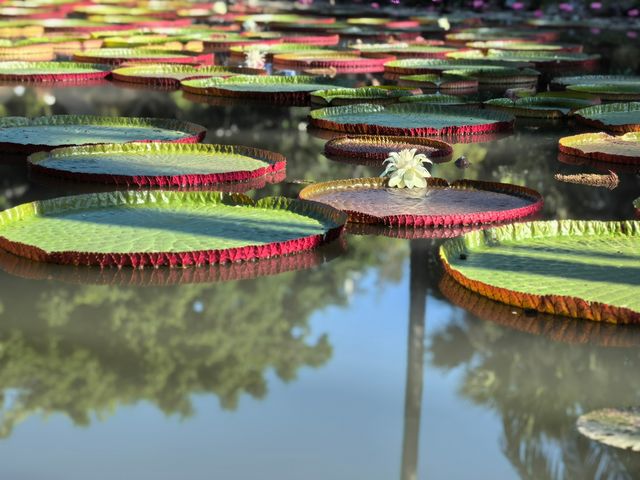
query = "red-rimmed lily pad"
xmin=299 ymin=177 xmax=542 ymax=226
xmin=484 ymin=96 xmax=597 ymax=118
xmin=567 ymin=82 xmax=640 ymax=101
xmin=572 ymin=103 xmax=640 ymax=133
xmin=323 ymin=135 xmax=453 ymax=165
xmin=73 ymin=48 xmax=213 ymax=65
xmin=111 ymin=64 xmax=262 ymax=88
xmin=181 ymin=75 xmax=335 ymax=105
xmin=439 ymin=273 xmax=640 ymax=347
xmin=0 ymin=115 xmax=206 ymax=153
xmin=273 ymin=52 xmax=394 ymax=73
xmin=551 ymin=75 xmax=640 ymax=90
xmin=0 ymin=61 xmax=111 ymax=82
xmin=577 ymin=408 xmax=640 ymax=451
xmin=0 ymin=238 xmax=344 ymax=286
xmin=559 ymin=132 xmax=640 ymax=165
xmin=448 ymin=50 xmax=600 ymax=73
xmin=383 ymin=58 xmax=534 ymax=77
xmin=228 ymin=43 xmax=328 ymax=61
xmin=27 ymin=142 xmax=286 ymax=188
xmin=0 ymin=191 xmax=347 ymax=268
xmin=397 ymin=74 xmax=479 ymax=92
xmin=466 ymin=40 xmax=583 ymax=53
xmin=310 ymin=86 xmax=418 ymax=106
xmin=440 ymin=220 xmax=640 ymax=323
xmin=353 ymin=43 xmax=463 ymax=59
xmin=398 ymin=93 xmax=470 ymax=106
xmin=309 ymin=103 xmax=514 ymax=137
xmin=442 ymin=66 xmax=540 ymax=86
xmin=202 ymin=33 xmax=283 ymax=53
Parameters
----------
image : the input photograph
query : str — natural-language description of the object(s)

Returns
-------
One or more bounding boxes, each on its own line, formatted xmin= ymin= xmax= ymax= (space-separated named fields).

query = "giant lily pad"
xmin=572 ymin=103 xmax=640 ymax=133
xmin=484 ymin=96 xmax=596 ymax=118
xmin=309 ymin=103 xmax=514 ymax=137
xmin=202 ymin=33 xmax=283 ymax=53
xmin=397 ymin=73 xmax=478 ymax=92
xmin=299 ymin=177 xmax=542 ymax=226
xmin=0 ymin=191 xmax=346 ymax=268
xmin=567 ymin=82 xmax=640 ymax=101
xmin=111 ymin=64 xmax=261 ymax=88
xmin=27 ymin=143 xmax=286 ymax=187
xmin=449 ymin=50 xmax=600 ymax=72
xmin=440 ymin=220 xmax=640 ymax=323
xmin=73 ymin=48 xmax=211 ymax=65
xmin=0 ymin=238 xmax=344 ymax=286
xmin=354 ymin=43 xmax=461 ymax=59
xmin=0 ymin=61 xmax=111 ymax=82
xmin=0 ymin=115 xmax=206 ymax=153
xmin=229 ymin=43 xmax=327 ymax=61
xmin=310 ymin=86 xmax=417 ymax=106
xmin=577 ymin=408 xmax=640 ymax=451
xmin=551 ymin=75 xmax=640 ymax=90
xmin=398 ymin=94 xmax=470 ymax=106
xmin=442 ymin=66 xmax=540 ymax=86
xmin=383 ymin=58 xmax=534 ymax=77
xmin=323 ymin=135 xmax=453 ymax=165
xmin=181 ymin=75 xmax=335 ymax=105
xmin=439 ymin=273 xmax=640 ymax=347
xmin=273 ymin=52 xmax=394 ymax=73
xmin=559 ymin=132 xmax=640 ymax=165
xmin=466 ymin=40 xmax=582 ymax=53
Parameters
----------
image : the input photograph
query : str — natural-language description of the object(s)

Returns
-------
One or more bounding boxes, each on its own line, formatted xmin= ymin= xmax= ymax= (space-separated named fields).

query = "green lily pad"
xmin=397 ymin=73 xmax=479 ymax=91
xmin=111 ymin=64 xmax=254 ymax=88
xmin=0 ymin=115 xmax=206 ymax=153
xmin=484 ymin=96 xmax=596 ymax=118
xmin=181 ymin=75 xmax=335 ymax=104
xmin=567 ymin=82 xmax=640 ymax=101
xmin=309 ymin=103 xmax=514 ymax=137
xmin=229 ymin=42 xmax=327 ymax=60
xmin=272 ymin=51 xmax=393 ymax=72
xmin=73 ymin=48 xmax=203 ymax=65
xmin=354 ymin=43 xmax=459 ymax=58
xmin=398 ymin=93 xmax=469 ymax=106
xmin=572 ymin=103 xmax=640 ymax=133
xmin=384 ymin=58 xmax=534 ymax=76
xmin=443 ymin=66 xmax=540 ymax=85
xmin=439 ymin=273 xmax=640 ymax=347
xmin=551 ymin=75 xmax=640 ymax=89
xmin=577 ymin=408 xmax=640 ymax=451
xmin=0 ymin=61 xmax=111 ymax=82
xmin=449 ymin=49 xmax=600 ymax=69
xmin=310 ymin=86 xmax=416 ymax=106
xmin=440 ymin=220 xmax=640 ymax=323
xmin=0 ymin=191 xmax=346 ymax=268
xmin=27 ymin=142 xmax=286 ymax=187
xmin=559 ymin=132 xmax=640 ymax=165
xmin=466 ymin=40 xmax=579 ymax=52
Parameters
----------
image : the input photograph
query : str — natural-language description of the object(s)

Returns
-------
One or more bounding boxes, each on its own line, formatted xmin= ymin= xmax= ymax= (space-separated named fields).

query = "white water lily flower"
xmin=242 ymin=19 xmax=259 ymax=33
xmin=244 ymin=49 xmax=266 ymax=69
xmin=381 ymin=148 xmax=433 ymax=189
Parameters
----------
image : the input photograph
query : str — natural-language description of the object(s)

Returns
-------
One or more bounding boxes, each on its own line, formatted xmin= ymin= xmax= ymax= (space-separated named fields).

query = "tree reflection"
xmin=0 ymin=234 xmax=408 ymax=438
xmin=429 ymin=299 xmax=640 ymax=479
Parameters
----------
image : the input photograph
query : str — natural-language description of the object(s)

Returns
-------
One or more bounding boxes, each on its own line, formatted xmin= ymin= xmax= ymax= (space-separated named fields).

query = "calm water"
xmin=1 ymin=37 xmax=640 ymax=479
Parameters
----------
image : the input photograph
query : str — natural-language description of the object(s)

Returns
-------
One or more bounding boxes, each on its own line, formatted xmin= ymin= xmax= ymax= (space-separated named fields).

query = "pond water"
xmin=0 ymin=37 xmax=639 ymax=480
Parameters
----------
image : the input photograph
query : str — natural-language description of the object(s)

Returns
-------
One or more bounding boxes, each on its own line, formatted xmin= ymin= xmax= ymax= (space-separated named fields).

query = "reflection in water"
xmin=0 ymin=36 xmax=639 ymax=477
xmin=400 ymin=241 xmax=429 ymax=480
xmin=429 ymin=289 xmax=640 ymax=479
xmin=0 ymin=235 xmax=407 ymax=438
